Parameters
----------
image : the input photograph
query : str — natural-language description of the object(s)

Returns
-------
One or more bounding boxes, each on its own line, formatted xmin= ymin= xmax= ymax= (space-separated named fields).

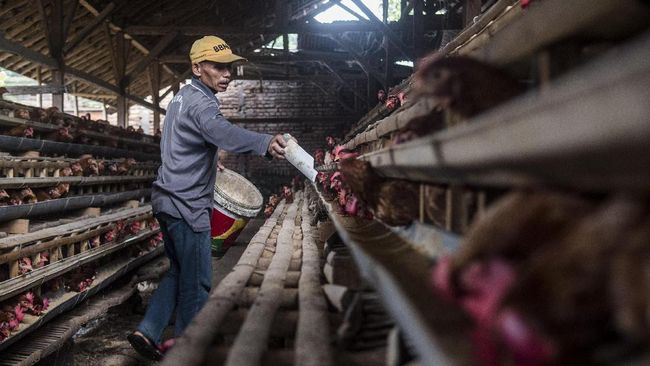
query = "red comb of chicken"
xmin=127 ymin=221 xmax=142 ymax=235
xmin=385 ymin=95 xmax=401 ymax=111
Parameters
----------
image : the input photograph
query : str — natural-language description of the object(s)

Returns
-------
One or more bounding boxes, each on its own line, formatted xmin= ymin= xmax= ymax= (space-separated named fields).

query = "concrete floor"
xmin=43 ymin=219 xmax=265 ymax=366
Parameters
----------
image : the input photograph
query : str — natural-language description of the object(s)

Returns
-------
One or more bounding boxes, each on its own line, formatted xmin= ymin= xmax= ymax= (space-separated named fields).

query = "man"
xmin=128 ymin=35 xmax=287 ymax=361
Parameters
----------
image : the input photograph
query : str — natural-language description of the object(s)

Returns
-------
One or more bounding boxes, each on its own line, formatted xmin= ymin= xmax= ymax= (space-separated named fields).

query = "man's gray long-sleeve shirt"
xmin=152 ymin=78 xmax=272 ymax=232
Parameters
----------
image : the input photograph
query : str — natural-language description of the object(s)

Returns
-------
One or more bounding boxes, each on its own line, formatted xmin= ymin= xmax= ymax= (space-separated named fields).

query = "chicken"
xmin=126 ymin=221 xmax=142 ymax=236
xmin=18 ymin=291 xmax=50 ymax=316
xmin=6 ymin=125 xmax=34 ymax=138
xmin=78 ymin=155 xmax=99 ymax=176
xmin=385 ymin=94 xmax=401 ymax=111
xmin=136 ymin=126 xmax=144 ymax=134
xmin=32 ymin=251 xmax=49 ymax=268
xmin=449 ymin=191 xmax=595 ymax=286
xmin=8 ymin=188 xmax=37 ymax=205
xmin=377 ymin=89 xmax=386 ymax=103
xmin=0 ymin=189 xmax=10 ymax=206
xmin=314 ymin=149 xmax=325 ymax=166
xmin=45 ymin=126 xmax=74 ymax=142
xmin=69 ymin=161 xmax=83 ymax=176
xmin=41 ymin=106 xmax=62 ymax=125
xmin=374 ymin=180 xmax=419 ymax=226
xmin=339 ymin=159 xmax=383 ymax=204
xmin=18 ymin=257 xmax=32 ymax=274
xmin=496 ymin=197 xmax=646 ymax=365
xmin=11 ymin=108 xmax=39 ymax=121
xmin=64 ymin=265 xmax=96 ymax=292
xmin=34 ymin=186 xmax=60 ymax=201
xmin=268 ymin=194 xmax=280 ymax=207
xmin=413 ymin=55 xmax=523 ymax=119
xmin=264 ymin=205 xmax=275 ymax=218
xmin=392 ymin=111 xmax=446 ymax=145
xmin=102 ymin=228 xmax=116 ymax=244
xmin=53 ymin=183 xmax=70 ymax=198
xmin=116 ymin=158 xmax=136 ymax=175
xmin=104 ymin=162 xmax=119 ymax=175
xmin=332 ymin=145 xmax=358 ymax=163
xmin=325 ymin=136 xmax=337 ymax=149
xmin=60 ymin=166 xmax=73 ymax=177
xmin=282 ymin=186 xmax=294 ymax=204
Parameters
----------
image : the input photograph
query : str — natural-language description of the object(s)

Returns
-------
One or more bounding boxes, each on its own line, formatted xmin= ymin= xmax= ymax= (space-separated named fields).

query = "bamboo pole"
xmin=160 ymin=201 xmax=287 ymax=366
xmin=226 ymin=196 xmax=301 ymax=366
xmin=295 ymin=195 xmax=333 ymax=366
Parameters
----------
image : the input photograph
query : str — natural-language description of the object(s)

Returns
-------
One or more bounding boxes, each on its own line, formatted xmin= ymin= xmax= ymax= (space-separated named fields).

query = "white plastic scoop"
xmin=282 ymin=133 xmax=317 ymax=182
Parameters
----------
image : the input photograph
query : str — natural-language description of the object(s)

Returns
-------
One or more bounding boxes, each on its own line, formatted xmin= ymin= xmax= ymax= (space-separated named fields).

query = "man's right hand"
xmin=268 ymin=134 xmax=287 ymax=160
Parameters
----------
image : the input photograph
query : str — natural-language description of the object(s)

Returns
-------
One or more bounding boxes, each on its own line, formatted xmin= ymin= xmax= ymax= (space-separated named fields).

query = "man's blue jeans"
xmin=137 ymin=213 xmax=213 ymax=344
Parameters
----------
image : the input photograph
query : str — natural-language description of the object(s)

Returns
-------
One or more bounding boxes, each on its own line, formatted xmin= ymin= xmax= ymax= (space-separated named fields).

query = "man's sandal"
xmin=127 ymin=331 xmax=163 ymax=361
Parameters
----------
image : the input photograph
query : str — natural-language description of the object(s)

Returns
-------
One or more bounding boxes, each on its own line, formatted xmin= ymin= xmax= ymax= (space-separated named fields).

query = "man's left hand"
xmin=268 ymin=134 xmax=287 ymax=159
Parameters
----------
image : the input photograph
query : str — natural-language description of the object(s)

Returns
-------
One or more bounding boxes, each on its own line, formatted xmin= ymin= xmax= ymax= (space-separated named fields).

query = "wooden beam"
xmin=159 ymin=51 xmax=354 ymax=64
xmin=0 ymin=35 xmax=57 ymax=69
xmin=4 ymin=84 xmax=68 ymax=94
xmin=123 ymin=19 xmax=453 ymax=36
xmin=346 ymin=0 xmax=412 ymax=60
xmin=328 ymin=34 xmax=385 ymax=88
xmin=122 ymin=31 xmax=178 ymax=87
xmin=309 ymin=80 xmax=356 ymax=114
xmin=63 ymin=2 xmax=116 ymax=55
xmin=78 ymin=0 xmax=178 ymax=79
xmin=320 ymin=61 xmax=368 ymax=105
xmin=35 ymin=0 xmax=54 ymax=57
xmin=62 ymin=0 xmax=80 ymax=43
xmin=104 ymin=23 xmax=119 ymax=83
xmin=159 ymin=68 xmax=191 ymax=100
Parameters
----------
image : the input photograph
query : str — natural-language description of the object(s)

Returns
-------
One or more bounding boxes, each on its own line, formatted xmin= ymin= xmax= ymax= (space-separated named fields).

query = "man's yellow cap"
xmin=189 ymin=36 xmax=247 ymax=64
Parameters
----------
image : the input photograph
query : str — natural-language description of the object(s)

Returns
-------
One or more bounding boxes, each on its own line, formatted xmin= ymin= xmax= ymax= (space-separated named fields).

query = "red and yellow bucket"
xmin=211 ymin=169 xmax=263 ymax=257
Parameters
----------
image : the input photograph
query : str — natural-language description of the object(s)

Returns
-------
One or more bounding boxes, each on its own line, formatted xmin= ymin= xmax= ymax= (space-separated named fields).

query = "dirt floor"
xmin=38 ymin=219 xmax=263 ymax=366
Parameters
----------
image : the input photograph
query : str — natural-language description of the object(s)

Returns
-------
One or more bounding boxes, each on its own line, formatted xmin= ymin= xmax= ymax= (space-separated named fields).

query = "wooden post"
xmin=49 ymin=0 xmax=66 ymax=111
xmin=413 ymin=0 xmax=425 ymax=59
xmin=73 ymin=84 xmax=79 ymax=116
xmin=115 ymin=31 xmax=128 ymax=127
xmin=117 ymin=95 xmax=127 ymax=127
xmin=171 ymin=81 xmax=180 ymax=96
xmin=102 ymin=103 xmax=108 ymax=120
xmin=37 ymin=66 xmax=43 ymax=108
xmin=148 ymin=62 xmax=161 ymax=132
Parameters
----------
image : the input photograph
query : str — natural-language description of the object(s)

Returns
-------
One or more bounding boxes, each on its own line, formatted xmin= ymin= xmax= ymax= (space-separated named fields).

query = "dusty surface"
xmin=38 ymin=219 xmax=263 ymax=366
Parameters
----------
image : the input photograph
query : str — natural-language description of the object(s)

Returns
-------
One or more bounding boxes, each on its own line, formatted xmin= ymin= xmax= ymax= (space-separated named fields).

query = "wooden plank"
xmin=160 ymin=202 xmax=287 ymax=366
xmin=0 ymin=205 xmax=152 ymax=249
xmin=0 ymin=227 xmax=160 ymax=302
xmin=311 ymin=184 xmax=474 ymax=366
xmin=122 ymin=31 xmax=178 ymax=87
xmin=63 ymin=2 xmax=116 ymax=55
xmin=364 ymin=33 xmax=650 ymax=192
xmin=225 ymin=197 xmax=301 ymax=366
xmin=0 ymin=175 xmax=155 ymax=189
xmin=456 ymin=0 xmax=650 ymax=64
xmin=295 ymin=200 xmax=333 ymax=366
